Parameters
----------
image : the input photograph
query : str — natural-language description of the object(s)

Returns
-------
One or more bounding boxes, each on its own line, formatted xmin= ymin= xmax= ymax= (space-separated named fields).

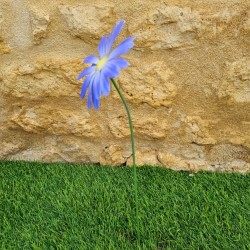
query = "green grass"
xmin=0 ymin=161 xmax=250 ymax=249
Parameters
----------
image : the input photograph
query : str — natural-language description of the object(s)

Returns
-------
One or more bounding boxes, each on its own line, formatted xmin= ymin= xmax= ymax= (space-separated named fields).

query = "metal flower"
xmin=78 ymin=20 xmax=135 ymax=109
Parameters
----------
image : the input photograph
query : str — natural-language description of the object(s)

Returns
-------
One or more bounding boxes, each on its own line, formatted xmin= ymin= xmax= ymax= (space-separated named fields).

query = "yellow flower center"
xmin=96 ymin=57 xmax=108 ymax=70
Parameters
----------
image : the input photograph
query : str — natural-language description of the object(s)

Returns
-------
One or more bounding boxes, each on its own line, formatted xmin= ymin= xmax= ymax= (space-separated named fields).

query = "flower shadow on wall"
xmin=77 ymin=20 xmax=140 ymax=246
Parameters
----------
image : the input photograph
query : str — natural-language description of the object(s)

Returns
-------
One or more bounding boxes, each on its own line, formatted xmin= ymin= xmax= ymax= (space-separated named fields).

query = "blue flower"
xmin=78 ymin=20 xmax=135 ymax=110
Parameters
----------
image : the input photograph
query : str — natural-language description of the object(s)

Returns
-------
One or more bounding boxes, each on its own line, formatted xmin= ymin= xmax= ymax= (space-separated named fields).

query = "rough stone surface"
xmin=215 ymin=57 xmax=250 ymax=103
xmin=0 ymin=0 xmax=249 ymax=173
xmin=100 ymin=145 xmax=127 ymax=166
xmin=119 ymin=60 xmax=176 ymax=107
xmin=129 ymin=5 xmax=202 ymax=50
xmin=0 ymin=58 xmax=83 ymax=98
xmin=10 ymin=104 xmax=102 ymax=137
xmin=59 ymin=4 xmax=114 ymax=42
xmin=30 ymin=8 xmax=50 ymax=45
xmin=0 ymin=9 xmax=10 ymax=54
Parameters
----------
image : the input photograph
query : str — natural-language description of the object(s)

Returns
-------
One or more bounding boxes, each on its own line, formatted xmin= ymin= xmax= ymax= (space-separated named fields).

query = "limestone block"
xmin=0 ymin=10 xmax=10 ymax=54
xmin=8 ymin=147 xmax=63 ymax=162
xmin=10 ymin=104 xmax=101 ymax=137
xmin=55 ymin=138 xmax=100 ymax=163
xmin=30 ymin=8 xmax=50 ymax=45
xmin=127 ymin=150 xmax=160 ymax=166
xmin=206 ymin=144 xmax=250 ymax=165
xmin=157 ymin=150 xmax=250 ymax=173
xmin=0 ymin=141 xmax=26 ymax=158
xmin=100 ymin=145 xmax=126 ymax=166
xmin=215 ymin=57 xmax=250 ymax=103
xmin=59 ymin=4 xmax=114 ymax=41
xmin=176 ymin=144 xmax=205 ymax=160
xmin=0 ymin=43 xmax=10 ymax=54
xmin=0 ymin=10 xmax=3 ymax=41
xmin=118 ymin=60 xmax=176 ymax=107
xmin=157 ymin=151 xmax=210 ymax=172
xmin=1 ymin=58 xmax=82 ymax=99
xmin=129 ymin=5 xmax=201 ymax=50
xmin=109 ymin=115 xmax=168 ymax=139
xmin=212 ymin=160 xmax=250 ymax=173
xmin=108 ymin=116 xmax=130 ymax=139
xmin=182 ymin=116 xmax=217 ymax=144
xmin=200 ymin=8 xmax=250 ymax=40
xmin=243 ymin=10 xmax=250 ymax=33
xmin=157 ymin=152 xmax=185 ymax=170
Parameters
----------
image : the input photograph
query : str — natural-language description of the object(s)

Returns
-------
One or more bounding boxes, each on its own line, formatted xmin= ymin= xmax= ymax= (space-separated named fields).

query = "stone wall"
xmin=0 ymin=0 xmax=249 ymax=172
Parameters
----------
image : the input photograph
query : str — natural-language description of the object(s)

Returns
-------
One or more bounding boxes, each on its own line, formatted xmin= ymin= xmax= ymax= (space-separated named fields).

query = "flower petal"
xmin=80 ymin=73 xmax=93 ymax=99
xmin=106 ymin=20 xmax=125 ymax=54
xmin=91 ymin=72 xmax=102 ymax=109
xmin=109 ymin=58 xmax=129 ymax=70
xmin=98 ymin=35 xmax=108 ymax=58
xmin=92 ymin=71 xmax=101 ymax=101
xmin=101 ymin=61 xmax=120 ymax=78
xmin=77 ymin=66 xmax=95 ymax=80
xmin=80 ymin=73 xmax=96 ymax=99
xmin=93 ymin=95 xmax=100 ymax=110
xmin=100 ymin=71 xmax=110 ymax=96
xmin=109 ymin=36 xmax=136 ymax=60
xmin=84 ymin=55 xmax=99 ymax=64
xmin=87 ymin=75 xmax=95 ymax=109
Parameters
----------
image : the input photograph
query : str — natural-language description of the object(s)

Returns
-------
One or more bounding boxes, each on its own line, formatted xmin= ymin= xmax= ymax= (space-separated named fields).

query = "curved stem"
xmin=111 ymin=78 xmax=139 ymax=247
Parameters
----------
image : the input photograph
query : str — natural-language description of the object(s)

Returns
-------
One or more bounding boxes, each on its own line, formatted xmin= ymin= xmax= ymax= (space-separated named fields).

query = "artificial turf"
xmin=0 ymin=160 xmax=249 ymax=249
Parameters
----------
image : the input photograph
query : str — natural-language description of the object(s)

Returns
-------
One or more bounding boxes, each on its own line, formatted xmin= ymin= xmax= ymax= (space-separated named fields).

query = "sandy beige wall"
xmin=0 ymin=0 xmax=249 ymax=172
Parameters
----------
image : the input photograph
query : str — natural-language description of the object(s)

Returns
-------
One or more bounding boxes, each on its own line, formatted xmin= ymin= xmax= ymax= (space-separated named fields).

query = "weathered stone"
xmin=129 ymin=5 xmax=201 ymax=50
xmin=109 ymin=113 xmax=170 ymax=139
xmin=59 ymin=4 xmax=114 ymax=41
xmin=158 ymin=150 xmax=250 ymax=173
xmin=212 ymin=160 xmax=250 ymax=173
xmin=7 ymin=0 xmax=33 ymax=49
xmin=0 ymin=58 xmax=83 ymax=99
xmin=243 ymin=10 xmax=250 ymax=33
xmin=100 ymin=145 xmax=127 ymax=166
xmin=206 ymin=144 xmax=250 ymax=164
xmin=0 ymin=141 xmax=26 ymax=158
xmin=10 ymin=104 xmax=102 ymax=137
xmin=157 ymin=151 xmax=209 ymax=172
xmin=0 ymin=9 xmax=10 ymax=54
xmin=215 ymin=57 xmax=250 ymax=103
xmin=0 ymin=42 xmax=10 ymax=54
xmin=117 ymin=60 xmax=176 ymax=107
xmin=55 ymin=138 xmax=100 ymax=163
xmin=199 ymin=8 xmax=250 ymax=40
xmin=127 ymin=150 xmax=160 ymax=166
xmin=30 ymin=8 xmax=50 ymax=45
xmin=181 ymin=116 xmax=217 ymax=144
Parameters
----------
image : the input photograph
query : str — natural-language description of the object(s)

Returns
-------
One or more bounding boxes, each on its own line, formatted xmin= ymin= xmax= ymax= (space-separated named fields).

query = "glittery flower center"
xmin=96 ymin=57 xmax=108 ymax=70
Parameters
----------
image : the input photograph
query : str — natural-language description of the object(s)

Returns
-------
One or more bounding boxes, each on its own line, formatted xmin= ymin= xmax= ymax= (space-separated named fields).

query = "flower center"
xmin=96 ymin=57 xmax=108 ymax=70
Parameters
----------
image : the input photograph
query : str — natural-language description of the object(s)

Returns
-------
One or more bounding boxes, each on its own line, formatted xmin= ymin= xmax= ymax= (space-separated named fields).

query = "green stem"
xmin=111 ymin=78 xmax=140 ymax=247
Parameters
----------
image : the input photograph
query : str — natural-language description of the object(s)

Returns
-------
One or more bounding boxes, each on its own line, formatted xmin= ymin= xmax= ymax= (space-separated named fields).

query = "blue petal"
xmin=87 ymin=75 xmax=95 ymax=109
xmin=109 ymin=36 xmax=135 ymax=60
xmin=93 ymin=95 xmax=100 ymax=110
xmin=77 ymin=66 xmax=95 ymax=80
xmin=106 ymin=20 xmax=125 ymax=54
xmin=84 ymin=55 xmax=99 ymax=64
xmin=92 ymin=71 xmax=101 ymax=102
xmin=91 ymin=72 xmax=101 ymax=110
xmin=100 ymin=71 xmax=110 ymax=96
xmin=98 ymin=35 xmax=108 ymax=58
xmin=80 ymin=73 xmax=94 ymax=99
xmin=109 ymin=58 xmax=129 ymax=70
xmin=101 ymin=61 xmax=120 ymax=78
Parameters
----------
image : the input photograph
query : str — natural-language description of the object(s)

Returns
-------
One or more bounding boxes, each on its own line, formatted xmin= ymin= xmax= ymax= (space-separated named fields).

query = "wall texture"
xmin=0 ymin=0 xmax=249 ymax=172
